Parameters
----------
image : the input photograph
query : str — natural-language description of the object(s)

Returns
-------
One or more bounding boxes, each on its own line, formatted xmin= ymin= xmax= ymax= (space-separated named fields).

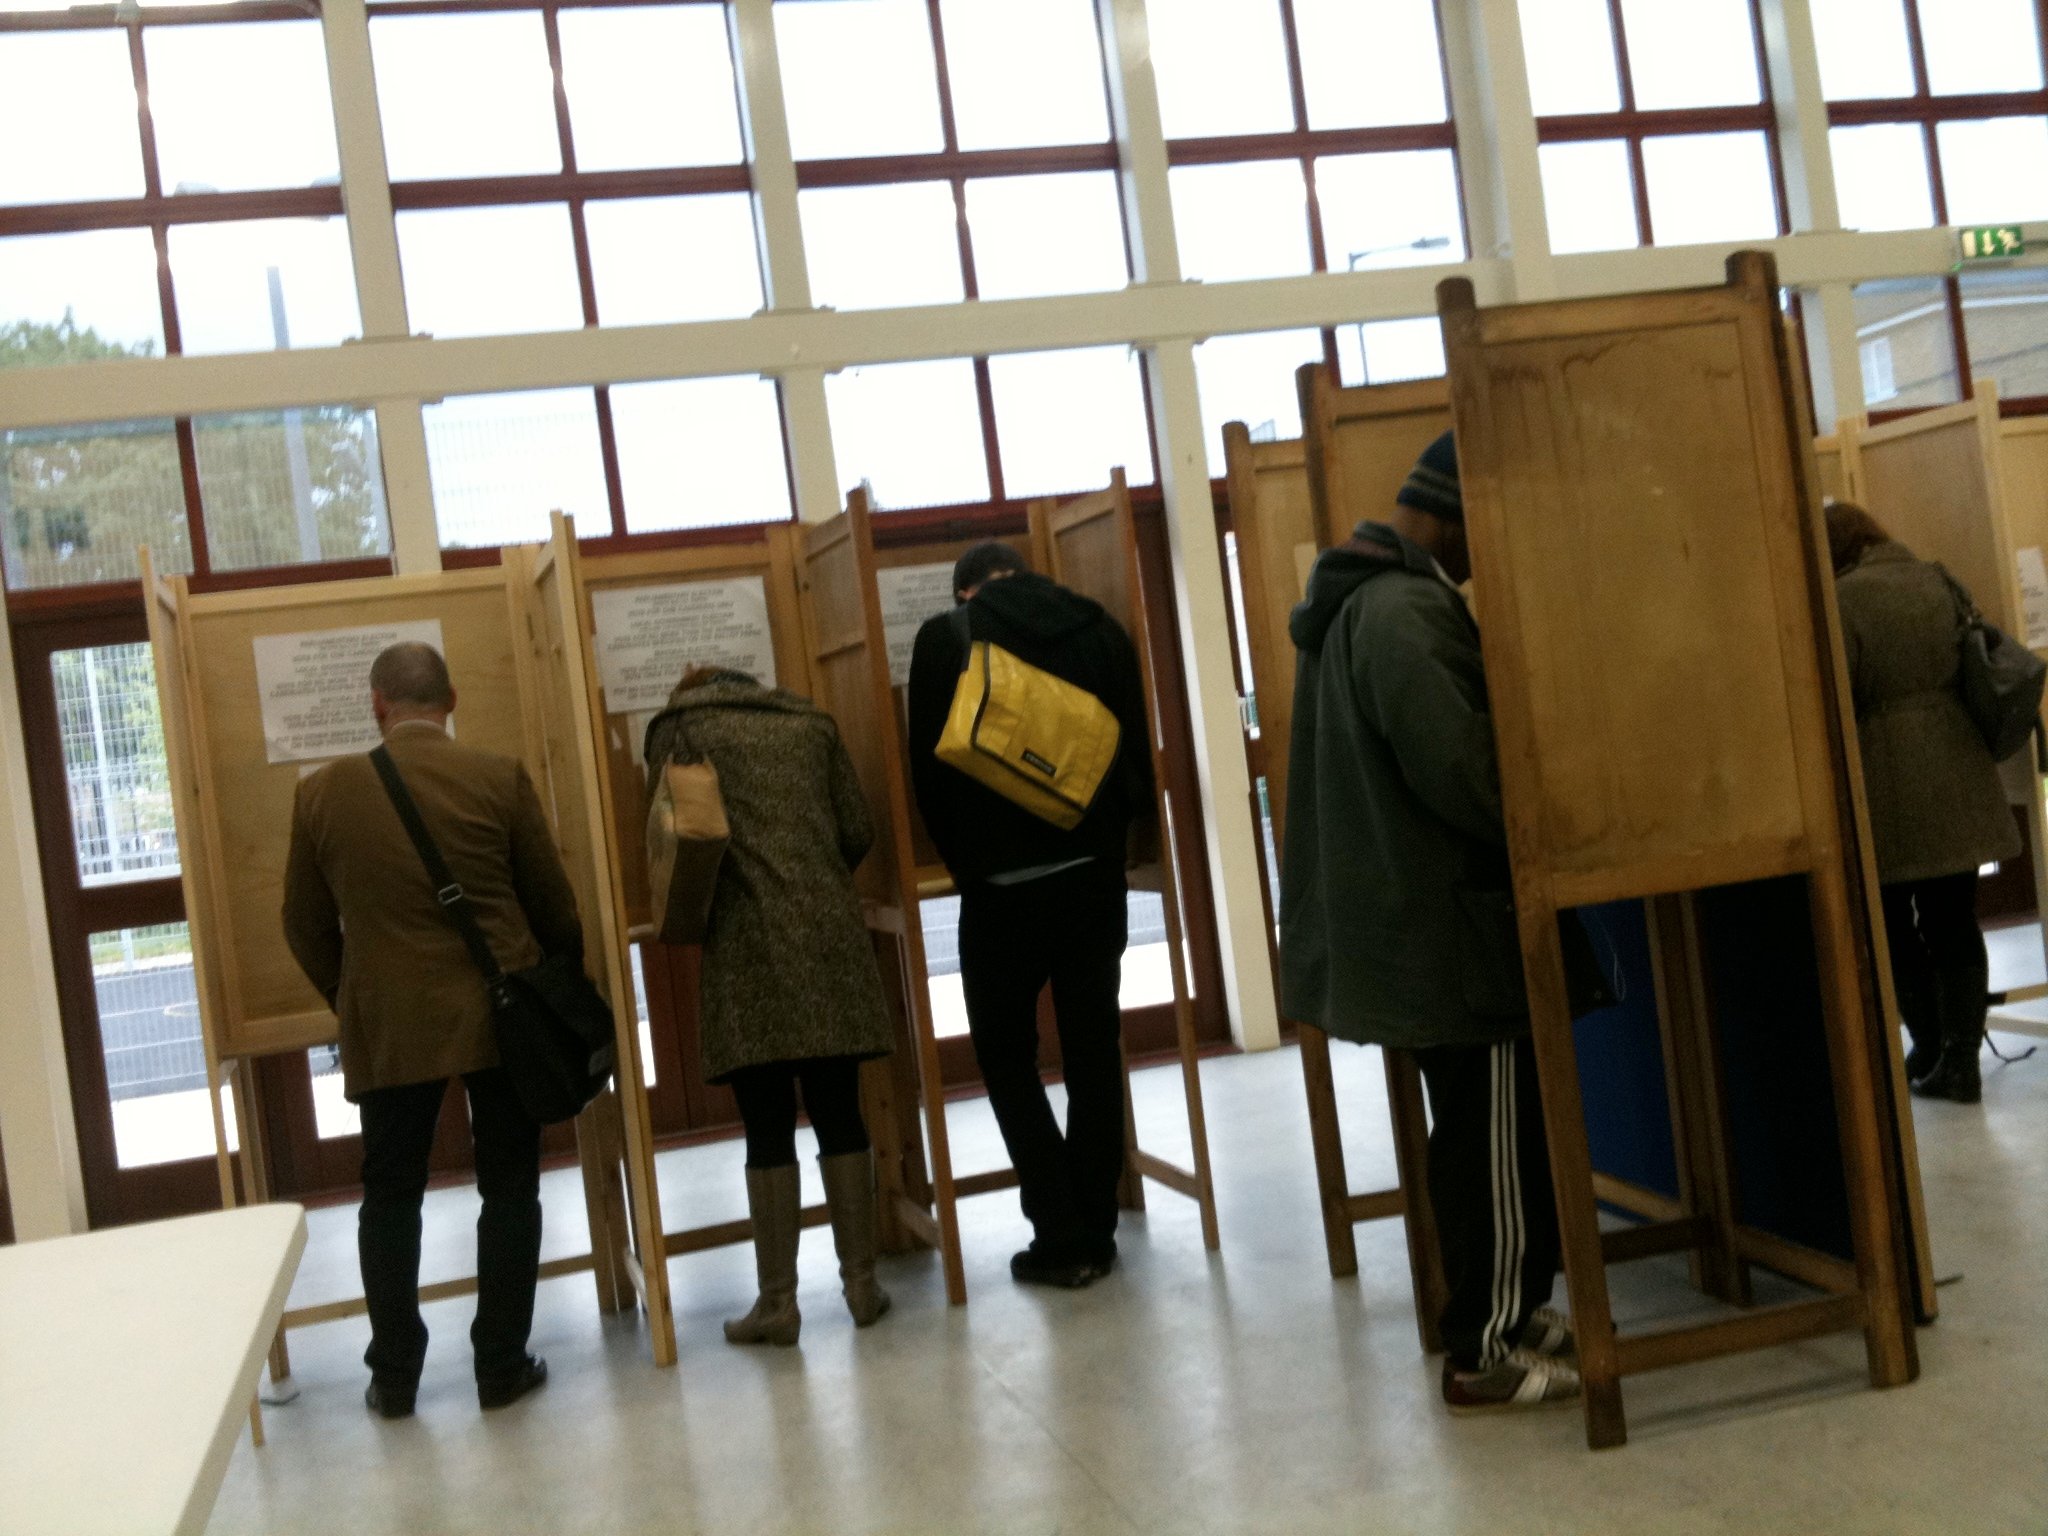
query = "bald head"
xmin=369 ymin=642 xmax=456 ymax=733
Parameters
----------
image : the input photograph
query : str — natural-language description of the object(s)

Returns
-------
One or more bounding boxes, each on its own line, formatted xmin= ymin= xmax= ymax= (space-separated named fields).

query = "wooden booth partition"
xmin=562 ymin=521 xmax=932 ymax=1284
xmin=1224 ymin=372 xmax=1453 ymax=1345
xmin=144 ymin=546 xmax=673 ymax=1414
xmin=1028 ymin=471 xmax=1221 ymax=1252
xmin=1439 ymin=252 xmax=1918 ymax=1448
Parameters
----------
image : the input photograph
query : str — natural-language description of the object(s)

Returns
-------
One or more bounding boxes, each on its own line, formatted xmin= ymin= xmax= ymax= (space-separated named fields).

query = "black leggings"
xmin=1880 ymin=870 xmax=1988 ymax=1053
xmin=726 ymin=1056 xmax=871 ymax=1169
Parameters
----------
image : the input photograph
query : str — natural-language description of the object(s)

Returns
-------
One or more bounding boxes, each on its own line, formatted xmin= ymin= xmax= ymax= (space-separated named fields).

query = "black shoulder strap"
xmin=369 ymin=745 xmax=504 ymax=986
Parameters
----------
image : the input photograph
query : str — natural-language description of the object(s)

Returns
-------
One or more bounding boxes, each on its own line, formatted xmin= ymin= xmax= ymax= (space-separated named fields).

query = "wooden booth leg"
xmin=866 ymin=933 xmax=936 ymax=1256
xmin=1115 ymin=1039 xmax=1148 ymax=1214
xmin=1384 ymin=1049 xmax=1447 ymax=1355
xmin=227 ymin=1061 xmax=294 ymax=1387
xmin=888 ymin=925 xmax=964 ymax=1303
xmin=573 ymin=1094 xmax=631 ymax=1317
xmin=1297 ymin=1025 xmax=1361 ymax=1278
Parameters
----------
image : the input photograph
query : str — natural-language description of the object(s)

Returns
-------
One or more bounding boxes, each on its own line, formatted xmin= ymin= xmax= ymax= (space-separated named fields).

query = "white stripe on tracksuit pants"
xmin=1411 ymin=1034 xmax=1563 ymax=1372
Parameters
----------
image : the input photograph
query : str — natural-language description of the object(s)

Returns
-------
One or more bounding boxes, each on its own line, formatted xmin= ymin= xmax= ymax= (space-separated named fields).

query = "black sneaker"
xmin=1441 ymin=1348 xmax=1582 ymax=1415
xmin=1009 ymin=1245 xmax=1097 ymax=1289
xmin=365 ymin=1377 xmax=417 ymax=1420
xmin=477 ymin=1354 xmax=548 ymax=1410
xmin=1083 ymin=1238 xmax=1119 ymax=1280
xmin=1910 ymin=1049 xmax=1982 ymax=1104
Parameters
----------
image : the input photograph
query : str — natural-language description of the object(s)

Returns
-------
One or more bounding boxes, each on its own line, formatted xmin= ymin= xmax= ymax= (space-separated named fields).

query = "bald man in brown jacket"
xmin=283 ymin=642 xmax=583 ymax=1419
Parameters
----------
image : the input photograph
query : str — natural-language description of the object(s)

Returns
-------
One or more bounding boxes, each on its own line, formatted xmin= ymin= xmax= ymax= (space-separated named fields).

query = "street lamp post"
xmin=1344 ymin=237 xmax=1452 ymax=385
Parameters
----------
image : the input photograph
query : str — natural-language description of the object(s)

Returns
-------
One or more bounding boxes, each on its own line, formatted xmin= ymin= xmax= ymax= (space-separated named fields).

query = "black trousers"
xmin=356 ymin=1067 xmax=541 ymax=1386
xmin=727 ymin=1055 xmax=871 ymax=1169
xmin=957 ymin=861 xmax=1128 ymax=1262
xmin=1412 ymin=1036 xmax=1562 ymax=1372
xmin=1880 ymin=870 xmax=1987 ymax=1055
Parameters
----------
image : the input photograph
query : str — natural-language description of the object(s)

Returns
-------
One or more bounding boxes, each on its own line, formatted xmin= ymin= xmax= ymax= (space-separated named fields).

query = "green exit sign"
xmin=1959 ymin=225 xmax=2026 ymax=261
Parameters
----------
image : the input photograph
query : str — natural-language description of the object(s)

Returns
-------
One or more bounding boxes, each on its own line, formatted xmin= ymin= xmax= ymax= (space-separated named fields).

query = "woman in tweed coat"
xmin=644 ymin=667 xmax=896 ymax=1343
xmin=1827 ymin=502 xmax=2021 ymax=1104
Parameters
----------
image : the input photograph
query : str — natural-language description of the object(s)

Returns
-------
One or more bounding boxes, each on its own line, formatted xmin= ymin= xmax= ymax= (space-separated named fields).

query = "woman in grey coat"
xmin=644 ymin=667 xmax=896 ymax=1343
xmin=1827 ymin=503 xmax=2021 ymax=1104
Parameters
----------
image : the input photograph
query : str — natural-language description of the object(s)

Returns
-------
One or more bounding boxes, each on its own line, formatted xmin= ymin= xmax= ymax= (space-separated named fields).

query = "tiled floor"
xmin=209 ymin=1035 xmax=2048 ymax=1534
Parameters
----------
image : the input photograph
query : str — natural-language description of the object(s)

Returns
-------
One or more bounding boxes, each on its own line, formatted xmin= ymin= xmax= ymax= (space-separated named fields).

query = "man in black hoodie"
xmin=1282 ymin=433 xmax=1581 ymax=1414
xmin=908 ymin=541 xmax=1155 ymax=1288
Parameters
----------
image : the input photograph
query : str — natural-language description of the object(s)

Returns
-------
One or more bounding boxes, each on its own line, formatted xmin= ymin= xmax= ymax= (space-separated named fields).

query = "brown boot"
xmin=725 ymin=1164 xmax=802 ymax=1346
xmin=818 ymin=1150 xmax=892 ymax=1328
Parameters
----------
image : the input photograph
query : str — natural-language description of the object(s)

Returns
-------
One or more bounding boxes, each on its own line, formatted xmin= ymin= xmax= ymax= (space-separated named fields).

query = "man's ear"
xmin=445 ymin=687 xmax=459 ymax=716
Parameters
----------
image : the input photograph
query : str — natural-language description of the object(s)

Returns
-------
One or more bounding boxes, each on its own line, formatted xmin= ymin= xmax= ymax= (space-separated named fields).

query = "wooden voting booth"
xmin=142 ymin=542 xmax=679 ymax=1439
xmin=1224 ymin=371 xmax=1452 ymax=1346
xmin=1439 ymin=251 xmax=1919 ymax=1448
xmin=1825 ymin=390 xmax=2048 ymax=1017
xmin=789 ymin=487 xmax=1221 ymax=1305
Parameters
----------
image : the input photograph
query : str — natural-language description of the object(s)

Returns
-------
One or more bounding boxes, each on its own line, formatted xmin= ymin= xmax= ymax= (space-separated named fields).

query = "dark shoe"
xmin=365 ymin=1377 xmax=417 ymax=1420
xmin=1010 ymin=1245 xmax=1097 ymax=1289
xmin=1904 ymin=1038 xmax=1940 ymax=1084
xmin=1518 ymin=1305 xmax=1576 ymax=1361
xmin=1082 ymin=1237 xmax=1119 ymax=1280
xmin=1910 ymin=1048 xmax=1982 ymax=1104
xmin=477 ymin=1354 xmax=548 ymax=1410
xmin=1441 ymin=1348 xmax=1581 ymax=1415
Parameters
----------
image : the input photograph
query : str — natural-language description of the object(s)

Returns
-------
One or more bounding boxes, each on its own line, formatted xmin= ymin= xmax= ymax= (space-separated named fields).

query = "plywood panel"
xmin=1298 ymin=369 xmax=1453 ymax=549
xmin=1857 ymin=398 xmax=2017 ymax=637
xmin=1999 ymin=418 xmax=2048 ymax=641
xmin=1814 ymin=436 xmax=1848 ymax=505
xmin=180 ymin=570 xmax=531 ymax=1052
xmin=1466 ymin=320 xmax=1809 ymax=890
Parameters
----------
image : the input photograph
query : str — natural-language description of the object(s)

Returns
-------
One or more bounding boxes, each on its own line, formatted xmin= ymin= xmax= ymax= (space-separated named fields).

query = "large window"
xmin=1812 ymin=0 xmax=2048 ymax=411
xmin=1519 ymin=0 xmax=1787 ymax=255
xmin=0 ymin=9 xmax=385 ymax=589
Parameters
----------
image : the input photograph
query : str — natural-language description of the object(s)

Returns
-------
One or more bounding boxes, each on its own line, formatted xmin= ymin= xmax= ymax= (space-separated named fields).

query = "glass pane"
xmin=1617 ymin=0 xmax=1761 ymax=110
xmin=0 ymin=229 xmax=164 ymax=360
xmin=144 ymin=22 xmax=339 ymax=194
xmin=1852 ymin=279 xmax=1959 ymax=410
xmin=1148 ymin=0 xmax=1294 ymax=140
xmin=629 ymin=946 xmax=656 ymax=1090
xmin=1829 ymin=124 xmax=1935 ymax=232
xmin=424 ymin=389 xmax=610 ymax=547
xmin=1192 ymin=327 xmax=1324 ymax=475
xmin=1921 ymin=0 xmax=2045 ymax=96
xmin=1809 ymin=0 xmax=1914 ymax=100
xmin=309 ymin=1043 xmax=357 ymax=1139
xmin=0 ymin=33 xmax=143 ymax=205
xmin=397 ymin=205 xmax=585 ymax=338
xmin=585 ymin=194 xmax=764 ymax=326
xmin=1539 ymin=140 xmax=1639 ymax=254
xmin=774 ymin=0 xmax=944 ymax=160
xmin=93 ymin=923 xmax=236 ymax=1169
xmin=1170 ymin=161 xmax=1311 ymax=284
xmin=800 ymin=183 xmax=963 ymax=311
xmin=1123 ymin=890 xmax=1174 ymax=1009
xmin=825 ymin=359 xmax=988 ymax=509
xmin=988 ymin=347 xmax=1152 ymax=500
xmin=939 ymin=0 xmax=1108 ymax=150
xmin=1937 ymin=118 xmax=2048 ymax=226
xmin=558 ymin=5 xmax=744 ymax=171
xmin=370 ymin=14 xmax=561 ymax=181
xmin=1316 ymin=150 xmax=1466 ymax=274
xmin=195 ymin=407 xmax=392 ymax=572
xmin=1336 ymin=316 xmax=1447 ymax=388
xmin=54 ymin=646 xmax=178 ymax=887
xmin=1516 ymin=0 xmax=1621 ymax=117
xmin=1294 ymin=0 xmax=1446 ymax=129
xmin=1961 ymin=268 xmax=2048 ymax=404
xmin=964 ymin=172 xmax=1128 ymax=301
xmin=920 ymin=896 xmax=966 ymax=1036
xmin=166 ymin=218 xmax=362 ymax=355
xmin=610 ymin=376 xmax=793 ymax=533
xmin=2 ymin=419 xmax=190 ymax=590
xmin=1641 ymin=132 xmax=1779 ymax=246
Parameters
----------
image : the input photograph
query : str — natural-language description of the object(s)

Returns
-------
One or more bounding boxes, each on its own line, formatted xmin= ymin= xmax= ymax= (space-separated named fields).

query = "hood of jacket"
xmin=971 ymin=569 xmax=1109 ymax=643
xmin=1289 ymin=522 xmax=1437 ymax=651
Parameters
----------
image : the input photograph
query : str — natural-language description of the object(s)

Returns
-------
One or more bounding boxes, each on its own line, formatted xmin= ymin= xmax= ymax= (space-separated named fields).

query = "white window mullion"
xmin=1442 ymin=0 xmax=1557 ymax=302
xmin=323 ymin=0 xmax=440 ymax=572
xmin=1100 ymin=0 xmax=1279 ymax=1052
xmin=728 ymin=0 xmax=840 ymax=523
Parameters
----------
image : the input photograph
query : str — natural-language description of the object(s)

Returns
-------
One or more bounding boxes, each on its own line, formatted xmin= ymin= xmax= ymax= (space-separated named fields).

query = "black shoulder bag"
xmin=370 ymin=746 xmax=615 ymax=1125
xmin=1935 ymin=565 xmax=2047 ymax=764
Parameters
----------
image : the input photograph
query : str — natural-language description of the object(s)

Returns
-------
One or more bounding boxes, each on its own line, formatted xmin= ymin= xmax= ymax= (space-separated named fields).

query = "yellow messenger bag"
xmin=936 ymin=630 xmax=1122 ymax=831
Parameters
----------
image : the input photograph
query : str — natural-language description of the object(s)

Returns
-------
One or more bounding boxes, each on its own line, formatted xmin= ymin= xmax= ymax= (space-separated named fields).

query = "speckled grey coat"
xmin=1836 ymin=541 xmax=2021 ymax=885
xmin=642 ymin=675 xmax=894 ymax=1082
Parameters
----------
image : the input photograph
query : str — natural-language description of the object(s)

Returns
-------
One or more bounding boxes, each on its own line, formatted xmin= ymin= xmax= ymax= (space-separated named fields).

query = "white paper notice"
xmin=2017 ymin=547 xmax=2048 ymax=651
xmin=253 ymin=620 xmax=446 ymax=764
xmin=590 ymin=577 xmax=776 ymax=714
xmin=877 ymin=563 xmax=956 ymax=687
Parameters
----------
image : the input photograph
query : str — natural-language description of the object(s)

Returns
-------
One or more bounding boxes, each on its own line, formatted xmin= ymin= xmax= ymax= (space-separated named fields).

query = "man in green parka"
xmin=1280 ymin=431 xmax=1580 ymax=1414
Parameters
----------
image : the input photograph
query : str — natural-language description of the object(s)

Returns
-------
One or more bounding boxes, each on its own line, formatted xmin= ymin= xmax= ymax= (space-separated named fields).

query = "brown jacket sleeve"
xmin=508 ymin=763 xmax=585 ymax=963
xmin=281 ymin=777 xmax=342 ymax=1007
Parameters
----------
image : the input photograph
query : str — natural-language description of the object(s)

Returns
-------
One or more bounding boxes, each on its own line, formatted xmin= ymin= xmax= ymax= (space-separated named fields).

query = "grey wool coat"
xmin=642 ymin=674 xmax=894 ymax=1082
xmin=1836 ymin=541 xmax=2020 ymax=885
